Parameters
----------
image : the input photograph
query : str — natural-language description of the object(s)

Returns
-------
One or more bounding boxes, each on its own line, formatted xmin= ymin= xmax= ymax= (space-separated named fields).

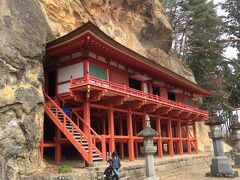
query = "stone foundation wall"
xmin=122 ymin=155 xmax=212 ymax=179
xmin=21 ymin=154 xmax=212 ymax=180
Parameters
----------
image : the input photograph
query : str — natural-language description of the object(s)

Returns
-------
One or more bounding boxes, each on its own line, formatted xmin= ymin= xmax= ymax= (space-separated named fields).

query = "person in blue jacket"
xmin=109 ymin=151 xmax=121 ymax=180
xmin=63 ymin=103 xmax=71 ymax=116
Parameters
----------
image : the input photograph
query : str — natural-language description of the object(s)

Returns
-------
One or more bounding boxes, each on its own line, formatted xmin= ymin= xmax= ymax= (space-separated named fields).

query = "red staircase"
xmin=44 ymin=93 xmax=106 ymax=165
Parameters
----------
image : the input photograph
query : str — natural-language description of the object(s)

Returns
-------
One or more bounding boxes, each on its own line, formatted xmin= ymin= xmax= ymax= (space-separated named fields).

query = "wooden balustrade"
xmin=70 ymin=76 xmax=208 ymax=116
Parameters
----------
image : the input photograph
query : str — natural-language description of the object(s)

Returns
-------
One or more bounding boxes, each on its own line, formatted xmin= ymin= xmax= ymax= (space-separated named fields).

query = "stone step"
xmin=119 ymin=171 xmax=127 ymax=178
xmin=76 ymin=138 xmax=87 ymax=142
xmin=82 ymin=142 xmax=89 ymax=146
xmin=68 ymin=129 xmax=78 ymax=132
xmin=74 ymin=135 xmax=86 ymax=139
xmin=92 ymin=153 xmax=100 ymax=157
xmin=120 ymin=177 xmax=131 ymax=180
xmin=93 ymin=157 xmax=103 ymax=161
xmin=82 ymin=146 xmax=89 ymax=150
xmin=75 ymin=138 xmax=87 ymax=142
xmin=74 ymin=132 xmax=82 ymax=136
xmin=74 ymin=134 xmax=82 ymax=137
xmin=86 ymin=149 xmax=96 ymax=153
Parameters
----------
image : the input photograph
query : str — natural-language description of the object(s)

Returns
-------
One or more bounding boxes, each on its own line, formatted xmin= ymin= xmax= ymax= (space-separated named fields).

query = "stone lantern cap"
xmin=230 ymin=122 xmax=240 ymax=130
xmin=230 ymin=115 xmax=240 ymax=130
xmin=205 ymin=109 xmax=225 ymax=126
xmin=137 ymin=114 xmax=160 ymax=137
xmin=137 ymin=127 xmax=160 ymax=137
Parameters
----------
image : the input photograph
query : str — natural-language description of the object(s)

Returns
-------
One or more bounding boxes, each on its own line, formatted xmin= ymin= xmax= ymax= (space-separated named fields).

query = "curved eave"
xmin=46 ymin=22 xmax=212 ymax=97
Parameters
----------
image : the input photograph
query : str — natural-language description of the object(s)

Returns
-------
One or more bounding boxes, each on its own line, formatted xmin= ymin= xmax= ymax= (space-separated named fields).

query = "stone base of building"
xmin=206 ymin=171 xmax=238 ymax=178
xmin=21 ymin=154 xmax=213 ymax=180
xmin=234 ymin=154 xmax=240 ymax=166
xmin=144 ymin=177 xmax=159 ymax=180
xmin=232 ymin=165 xmax=240 ymax=168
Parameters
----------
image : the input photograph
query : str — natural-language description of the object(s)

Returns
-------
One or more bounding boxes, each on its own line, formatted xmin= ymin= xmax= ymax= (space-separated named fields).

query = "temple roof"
xmin=46 ymin=21 xmax=211 ymax=96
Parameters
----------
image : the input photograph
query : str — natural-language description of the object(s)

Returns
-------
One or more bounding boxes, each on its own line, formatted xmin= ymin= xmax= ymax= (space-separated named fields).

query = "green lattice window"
xmin=89 ymin=64 xmax=107 ymax=80
xmin=185 ymin=99 xmax=193 ymax=106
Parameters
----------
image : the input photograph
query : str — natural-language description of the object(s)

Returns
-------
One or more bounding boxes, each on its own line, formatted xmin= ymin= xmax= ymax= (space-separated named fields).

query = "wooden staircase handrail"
xmin=182 ymin=126 xmax=196 ymax=148
xmin=72 ymin=110 xmax=102 ymax=140
xmin=71 ymin=110 xmax=104 ymax=158
xmin=44 ymin=104 xmax=90 ymax=162
xmin=44 ymin=93 xmax=88 ymax=141
xmin=44 ymin=93 xmax=105 ymax=163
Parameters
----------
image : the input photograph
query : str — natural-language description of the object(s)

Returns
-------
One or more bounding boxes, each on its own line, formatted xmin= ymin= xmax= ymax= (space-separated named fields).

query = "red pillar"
xmin=101 ymin=135 xmax=106 ymax=161
xmin=178 ymin=121 xmax=183 ymax=155
xmin=133 ymin=119 xmax=137 ymax=136
xmin=97 ymin=121 xmax=101 ymax=134
xmin=55 ymin=127 xmax=61 ymax=164
xmin=160 ymin=86 xmax=168 ymax=99
xmin=186 ymin=120 xmax=192 ymax=154
xmin=108 ymin=105 xmax=115 ymax=153
xmin=84 ymin=60 xmax=90 ymax=75
xmin=193 ymin=122 xmax=199 ymax=154
xmin=167 ymin=117 xmax=174 ymax=156
xmin=134 ymin=119 xmax=138 ymax=158
xmin=83 ymin=101 xmax=90 ymax=137
xmin=120 ymin=143 xmax=124 ymax=159
xmin=135 ymin=142 xmax=139 ymax=158
xmin=156 ymin=112 xmax=163 ymax=158
xmin=119 ymin=119 xmax=124 ymax=159
xmin=103 ymin=117 xmax=106 ymax=135
xmin=127 ymin=109 xmax=134 ymax=161
xmin=142 ymin=112 xmax=146 ymax=129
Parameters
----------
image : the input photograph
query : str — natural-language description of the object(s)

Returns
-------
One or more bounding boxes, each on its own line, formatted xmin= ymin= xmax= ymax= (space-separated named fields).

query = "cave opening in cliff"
xmin=47 ymin=71 xmax=56 ymax=98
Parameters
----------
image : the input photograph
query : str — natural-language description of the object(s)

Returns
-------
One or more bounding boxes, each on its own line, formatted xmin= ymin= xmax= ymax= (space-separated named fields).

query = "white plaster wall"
xmin=58 ymin=62 xmax=83 ymax=82
xmin=143 ymin=82 xmax=149 ymax=93
xmin=58 ymin=83 xmax=70 ymax=94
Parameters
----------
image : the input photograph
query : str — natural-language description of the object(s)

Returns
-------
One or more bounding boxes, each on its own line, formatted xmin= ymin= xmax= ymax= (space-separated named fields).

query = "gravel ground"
xmin=163 ymin=168 xmax=240 ymax=180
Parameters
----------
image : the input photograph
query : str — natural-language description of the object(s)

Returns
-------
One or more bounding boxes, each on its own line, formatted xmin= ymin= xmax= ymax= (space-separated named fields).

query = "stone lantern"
xmin=205 ymin=109 xmax=238 ymax=177
xmin=230 ymin=115 xmax=240 ymax=167
xmin=137 ymin=115 xmax=160 ymax=180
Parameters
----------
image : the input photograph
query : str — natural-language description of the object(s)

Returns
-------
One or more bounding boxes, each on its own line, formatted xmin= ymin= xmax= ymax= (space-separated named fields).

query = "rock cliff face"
xmin=0 ymin=0 xmax=52 ymax=179
xmin=0 ymin=0 xmax=198 ymax=179
xmin=40 ymin=0 xmax=195 ymax=82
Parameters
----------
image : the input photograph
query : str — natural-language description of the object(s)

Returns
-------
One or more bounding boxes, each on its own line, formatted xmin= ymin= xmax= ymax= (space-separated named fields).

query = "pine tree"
xmin=162 ymin=0 xmax=240 ymax=135
xmin=222 ymin=0 xmax=240 ymax=58
xmin=187 ymin=0 xmax=223 ymax=89
xmin=161 ymin=0 xmax=191 ymax=57
xmin=221 ymin=0 xmax=240 ymax=108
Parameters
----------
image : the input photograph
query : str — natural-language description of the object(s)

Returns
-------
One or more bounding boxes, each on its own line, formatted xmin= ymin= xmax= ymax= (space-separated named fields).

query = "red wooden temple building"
xmin=42 ymin=22 xmax=210 ymax=166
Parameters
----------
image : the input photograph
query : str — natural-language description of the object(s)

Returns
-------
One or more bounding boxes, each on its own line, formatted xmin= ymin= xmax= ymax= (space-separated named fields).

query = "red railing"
xmin=71 ymin=110 xmax=106 ymax=160
xmin=70 ymin=75 xmax=208 ymax=116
